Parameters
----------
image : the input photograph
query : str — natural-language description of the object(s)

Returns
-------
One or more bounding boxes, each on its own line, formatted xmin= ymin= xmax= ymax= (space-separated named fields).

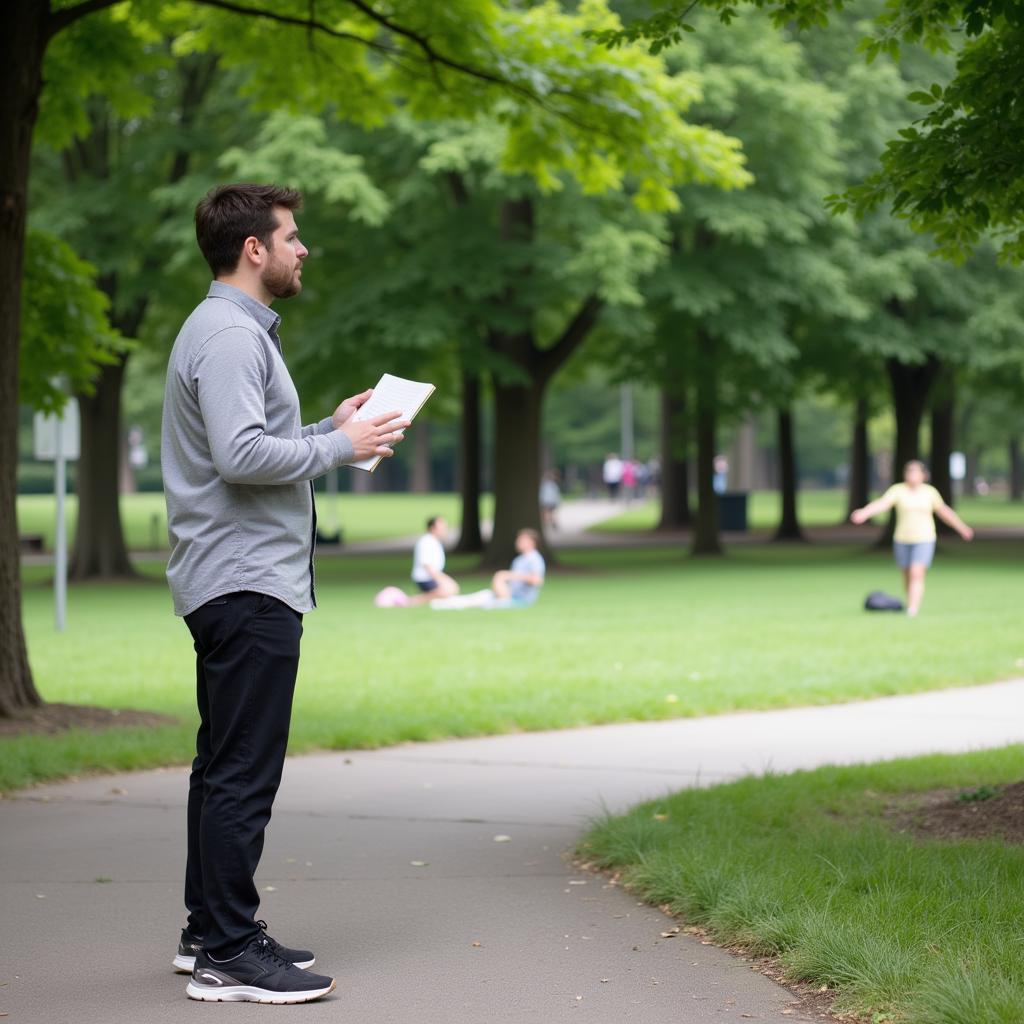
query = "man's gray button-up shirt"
xmin=161 ymin=281 xmax=354 ymax=617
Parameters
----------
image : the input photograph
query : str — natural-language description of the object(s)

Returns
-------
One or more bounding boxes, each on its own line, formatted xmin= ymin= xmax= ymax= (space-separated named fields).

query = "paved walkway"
xmin=4 ymin=679 xmax=1024 ymax=1024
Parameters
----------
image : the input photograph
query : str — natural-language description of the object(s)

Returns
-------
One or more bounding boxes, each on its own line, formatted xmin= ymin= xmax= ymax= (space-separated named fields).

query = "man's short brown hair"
xmin=517 ymin=528 xmax=540 ymax=545
xmin=194 ymin=183 xmax=303 ymax=277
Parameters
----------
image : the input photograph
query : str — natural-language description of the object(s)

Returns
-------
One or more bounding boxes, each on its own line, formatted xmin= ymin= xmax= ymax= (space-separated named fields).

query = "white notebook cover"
xmin=349 ymin=373 xmax=436 ymax=473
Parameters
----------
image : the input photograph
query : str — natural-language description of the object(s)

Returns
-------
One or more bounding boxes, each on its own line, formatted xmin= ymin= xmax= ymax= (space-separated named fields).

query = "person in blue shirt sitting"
xmin=432 ymin=529 xmax=546 ymax=610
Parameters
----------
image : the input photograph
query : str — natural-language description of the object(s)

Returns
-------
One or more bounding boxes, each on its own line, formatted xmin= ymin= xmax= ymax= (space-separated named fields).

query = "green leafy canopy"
xmin=591 ymin=0 xmax=1024 ymax=262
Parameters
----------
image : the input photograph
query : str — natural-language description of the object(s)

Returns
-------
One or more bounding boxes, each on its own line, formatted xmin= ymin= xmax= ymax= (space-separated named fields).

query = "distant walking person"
xmin=621 ymin=458 xmax=637 ymax=503
xmin=850 ymin=459 xmax=973 ymax=617
xmin=602 ymin=453 xmax=623 ymax=500
xmin=409 ymin=516 xmax=459 ymax=603
xmin=162 ymin=183 xmax=406 ymax=1004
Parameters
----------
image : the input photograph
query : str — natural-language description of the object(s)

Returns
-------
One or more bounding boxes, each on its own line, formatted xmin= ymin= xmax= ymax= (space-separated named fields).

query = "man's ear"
xmin=240 ymin=235 xmax=263 ymax=267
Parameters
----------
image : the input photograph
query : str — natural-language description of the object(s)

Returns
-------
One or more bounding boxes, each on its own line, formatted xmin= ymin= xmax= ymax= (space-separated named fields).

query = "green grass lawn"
xmin=580 ymin=744 xmax=1024 ymax=1023
xmin=16 ymin=491 xmax=493 ymax=553
xmin=593 ymin=489 xmax=1024 ymax=533
xmin=6 ymin=539 xmax=1024 ymax=791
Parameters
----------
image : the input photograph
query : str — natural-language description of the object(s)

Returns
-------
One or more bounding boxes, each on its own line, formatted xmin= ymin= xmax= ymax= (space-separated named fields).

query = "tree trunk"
xmin=481 ymin=198 xmax=602 ymax=567
xmin=657 ymin=385 xmax=691 ymax=530
xmin=484 ymin=377 xmax=545 ymax=568
xmin=773 ymin=407 xmax=805 ymax=542
xmin=691 ymin=331 xmax=722 ymax=556
xmin=888 ymin=356 xmax=939 ymax=479
xmin=1010 ymin=437 xmax=1023 ymax=501
xmin=845 ymin=397 xmax=870 ymax=519
xmin=929 ymin=370 xmax=955 ymax=535
xmin=71 ymin=354 xmax=137 ymax=579
xmin=880 ymin=355 xmax=940 ymax=544
xmin=409 ymin=419 xmax=432 ymax=493
xmin=454 ymin=369 xmax=483 ymax=553
xmin=0 ymin=2 xmax=48 ymax=716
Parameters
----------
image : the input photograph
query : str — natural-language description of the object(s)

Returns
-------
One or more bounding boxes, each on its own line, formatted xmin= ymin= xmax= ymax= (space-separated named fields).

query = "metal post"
xmin=54 ymin=408 xmax=67 ymax=632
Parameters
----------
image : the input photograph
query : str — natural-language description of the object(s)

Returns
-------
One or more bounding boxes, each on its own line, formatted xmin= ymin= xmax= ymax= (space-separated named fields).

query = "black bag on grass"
xmin=864 ymin=591 xmax=904 ymax=612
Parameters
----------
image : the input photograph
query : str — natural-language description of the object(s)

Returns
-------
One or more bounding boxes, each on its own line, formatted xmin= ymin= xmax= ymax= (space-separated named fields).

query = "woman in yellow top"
xmin=850 ymin=460 xmax=974 ymax=617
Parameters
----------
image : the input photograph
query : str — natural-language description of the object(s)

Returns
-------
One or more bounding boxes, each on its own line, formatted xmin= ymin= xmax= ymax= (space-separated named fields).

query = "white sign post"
xmin=33 ymin=401 xmax=80 ymax=632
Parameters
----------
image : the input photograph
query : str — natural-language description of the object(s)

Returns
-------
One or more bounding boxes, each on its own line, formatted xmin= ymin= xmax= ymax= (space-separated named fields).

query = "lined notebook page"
xmin=349 ymin=374 xmax=435 ymax=472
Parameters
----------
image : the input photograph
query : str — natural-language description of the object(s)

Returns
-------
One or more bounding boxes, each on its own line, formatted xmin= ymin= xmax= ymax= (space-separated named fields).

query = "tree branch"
xmin=188 ymin=0 xmax=400 ymax=57
xmin=53 ymin=0 xmax=599 ymax=135
xmin=48 ymin=0 xmax=125 ymax=39
xmin=189 ymin=0 xmax=537 ymax=100
xmin=538 ymin=294 xmax=604 ymax=382
xmin=338 ymin=0 xmax=526 ymax=94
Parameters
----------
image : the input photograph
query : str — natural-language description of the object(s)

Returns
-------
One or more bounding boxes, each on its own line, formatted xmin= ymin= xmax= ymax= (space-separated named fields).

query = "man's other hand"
xmin=340 ymin=411 xmax=409 ymax=461
xmin=332 ymin=389 xmax=374 ymax=429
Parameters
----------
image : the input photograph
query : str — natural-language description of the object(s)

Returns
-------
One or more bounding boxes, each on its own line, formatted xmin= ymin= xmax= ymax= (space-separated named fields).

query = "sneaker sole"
xmin=186 ymin=978 xmax=335 ymax=1004
xmin=174 ymin=955 xmax=315 ymax=973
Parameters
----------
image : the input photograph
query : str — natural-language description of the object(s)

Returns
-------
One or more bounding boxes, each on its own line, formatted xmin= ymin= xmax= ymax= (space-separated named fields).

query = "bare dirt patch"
xmin=886 ymin=781 xmax=1024 ymax=844
xmin=0 ymin=703 xmax=179 ymax=738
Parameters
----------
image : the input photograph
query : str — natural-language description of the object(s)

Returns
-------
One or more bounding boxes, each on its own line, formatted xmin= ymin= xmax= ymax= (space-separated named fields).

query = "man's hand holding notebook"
xmin=344 ymin=374 xmax=436 ymax=472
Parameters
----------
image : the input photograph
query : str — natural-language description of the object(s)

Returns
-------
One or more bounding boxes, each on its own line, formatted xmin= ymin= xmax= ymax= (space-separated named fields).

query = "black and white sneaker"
xmin=173 ymin=928 xmax=204 ymax=973
xmin=254 ymin=919 xmax=316 ymax=969
xmin=186 ymin=936 xmax=335 ymax=1004
xmin=173 ymin=921 xmax=314 ymax=973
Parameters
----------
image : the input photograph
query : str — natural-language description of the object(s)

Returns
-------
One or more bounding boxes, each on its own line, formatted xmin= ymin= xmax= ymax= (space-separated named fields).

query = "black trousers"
xmin=183 ymin=591 xmax=303 ymax=958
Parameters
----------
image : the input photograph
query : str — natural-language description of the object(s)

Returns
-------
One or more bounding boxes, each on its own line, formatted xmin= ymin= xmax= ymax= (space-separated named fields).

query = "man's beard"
xmin=261 ymin=254 xmax=301 ymax=299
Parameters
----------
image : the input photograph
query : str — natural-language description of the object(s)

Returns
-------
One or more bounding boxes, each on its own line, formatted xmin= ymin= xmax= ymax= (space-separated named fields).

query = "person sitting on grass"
xmin=374 ymin=515 xmax=459 ymax=607
xmin=850 ymin=459 xmax=973 ymax=617
xmin=408 ymin=515 xmax=459 ymax=604
xmin=431 ymin=528 xmax=546 ymax=610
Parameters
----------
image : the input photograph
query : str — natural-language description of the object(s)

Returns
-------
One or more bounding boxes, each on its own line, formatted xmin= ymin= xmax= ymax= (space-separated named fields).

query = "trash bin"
xmin=718 ymin=491 xmax=748 ymax=532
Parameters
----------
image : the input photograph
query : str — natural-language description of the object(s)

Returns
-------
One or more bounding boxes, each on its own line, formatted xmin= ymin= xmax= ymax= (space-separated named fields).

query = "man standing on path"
xmin=161 ymin=183 xmax=407 ymax=1004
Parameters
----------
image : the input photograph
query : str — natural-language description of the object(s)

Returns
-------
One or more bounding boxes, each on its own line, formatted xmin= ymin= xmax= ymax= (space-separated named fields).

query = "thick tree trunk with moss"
xmin=454 ymin=369 xmax=483 ymax=553
xmin=0 ymin=2 xmax=49 ymax=716
xmin=773 ymin=407 xmax=804 ymax=542
xmin=845 ymin=397 xmax=870 ymax=519
xmin=691 ymin=330 xmax=722 ymax=556
xmin=657 ymin=386 xmax=691 ymax=530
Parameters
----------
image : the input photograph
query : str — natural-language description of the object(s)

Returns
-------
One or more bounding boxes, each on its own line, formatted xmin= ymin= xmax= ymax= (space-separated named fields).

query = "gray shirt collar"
xmin=207 ymin=280 xmax=281 ymax=337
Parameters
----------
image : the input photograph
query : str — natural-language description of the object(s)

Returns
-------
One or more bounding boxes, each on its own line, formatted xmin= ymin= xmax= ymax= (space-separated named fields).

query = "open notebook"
xmin=349 ymin=374 xmax=436 ymax=473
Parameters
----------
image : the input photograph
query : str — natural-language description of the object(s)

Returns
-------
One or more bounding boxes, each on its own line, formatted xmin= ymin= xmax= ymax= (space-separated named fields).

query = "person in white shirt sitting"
xmin=408 ymin=516 xmax=460 ymax=604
